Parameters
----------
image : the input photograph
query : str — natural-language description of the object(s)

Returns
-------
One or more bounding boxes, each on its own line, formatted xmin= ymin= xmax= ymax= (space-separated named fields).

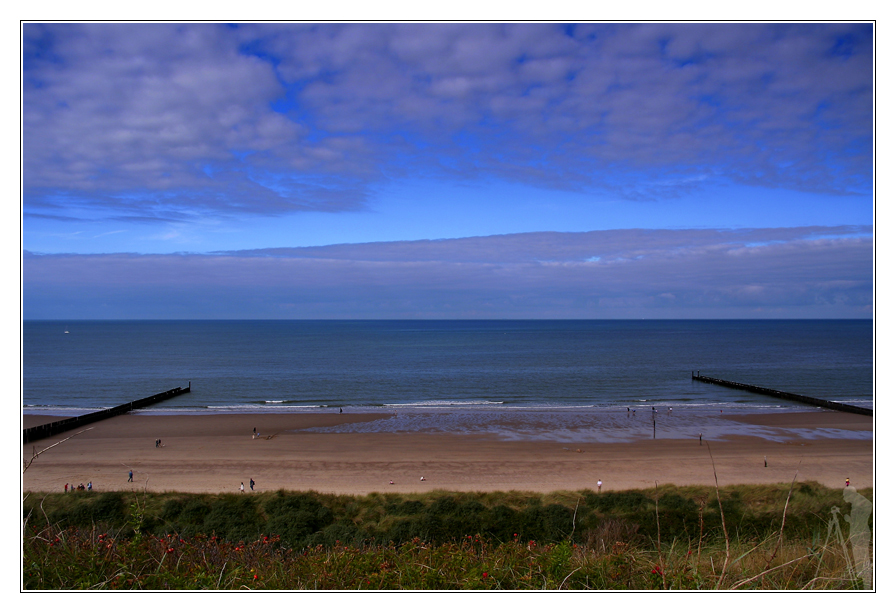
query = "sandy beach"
xmin=21 ymin=411 xmax=873 ymax=495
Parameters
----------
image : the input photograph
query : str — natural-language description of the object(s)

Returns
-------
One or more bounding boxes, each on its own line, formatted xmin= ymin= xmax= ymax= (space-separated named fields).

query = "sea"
xmin=22 ymin=320 xmax=874 ymax=443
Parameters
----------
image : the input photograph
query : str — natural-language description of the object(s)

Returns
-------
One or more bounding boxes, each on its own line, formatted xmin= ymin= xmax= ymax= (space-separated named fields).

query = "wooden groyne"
xmin=23 ymin=383 xmax=192 ymax=444
xmin=691 ymin=373 xmax=872 ymax=416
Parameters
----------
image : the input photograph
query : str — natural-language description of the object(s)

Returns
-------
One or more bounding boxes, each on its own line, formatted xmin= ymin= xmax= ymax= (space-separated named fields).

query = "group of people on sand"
xmin=64 ymin=482 xmax=91 ymax=492
xmin=240 ymin=478 xmax=256 ymax=493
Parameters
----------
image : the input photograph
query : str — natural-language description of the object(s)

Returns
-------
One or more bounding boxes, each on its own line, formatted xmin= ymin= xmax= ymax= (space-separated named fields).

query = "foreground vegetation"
xmin=22 ymin=482 xmax=872 ymax=590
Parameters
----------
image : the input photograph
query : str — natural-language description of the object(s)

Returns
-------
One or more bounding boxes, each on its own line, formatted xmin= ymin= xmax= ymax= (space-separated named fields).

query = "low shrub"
xmin=22 ymin=483 xmax=871 ymax=555
xmin=263 ymin=492 xmax=335 ymax=547
xmin=47 ymin=491 xmax=126 ymax=529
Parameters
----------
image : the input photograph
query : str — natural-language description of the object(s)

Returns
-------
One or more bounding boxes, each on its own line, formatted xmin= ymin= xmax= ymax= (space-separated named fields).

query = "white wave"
xmin=207 ymin=404 xmax=324 ymax=410
xmin=384 ymin=400 xmax=504 ymax=407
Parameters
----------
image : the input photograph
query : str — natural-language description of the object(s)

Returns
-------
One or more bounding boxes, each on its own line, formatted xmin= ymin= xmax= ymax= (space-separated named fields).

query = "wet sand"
xmin=21 ymin=411 xmax=873 ymax=495
xmin=720 ymin=410 xmax=874 ymax=431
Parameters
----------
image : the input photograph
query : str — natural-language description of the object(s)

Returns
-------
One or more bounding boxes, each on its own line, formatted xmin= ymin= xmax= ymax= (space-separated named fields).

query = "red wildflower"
xmin=482 ymin=572 xmax=488 ymax=578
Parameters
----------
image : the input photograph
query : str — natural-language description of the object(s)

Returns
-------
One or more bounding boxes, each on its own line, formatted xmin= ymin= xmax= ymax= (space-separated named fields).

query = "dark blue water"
xmin=23 ymin=320 xmax=873 ymax=416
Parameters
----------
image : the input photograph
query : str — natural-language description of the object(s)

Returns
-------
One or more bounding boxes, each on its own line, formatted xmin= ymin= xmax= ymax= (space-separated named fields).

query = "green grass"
xmin=21 ymin=483 xmax=872 ymax=590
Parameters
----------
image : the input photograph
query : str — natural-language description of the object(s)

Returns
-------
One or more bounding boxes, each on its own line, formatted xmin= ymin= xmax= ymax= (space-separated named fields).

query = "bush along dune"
xmin=22 ymin=483 xmax=872 ymax=590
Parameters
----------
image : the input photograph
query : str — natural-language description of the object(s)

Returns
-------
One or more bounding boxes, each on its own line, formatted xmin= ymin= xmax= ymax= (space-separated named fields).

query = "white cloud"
xmin=23 ymin=22 xmax=873 ymax=222
xmin=23 ymin=227 xmax=872 ymax=319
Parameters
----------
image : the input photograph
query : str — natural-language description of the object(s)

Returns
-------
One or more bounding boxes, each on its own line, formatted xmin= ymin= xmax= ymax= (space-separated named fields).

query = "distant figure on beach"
xmin=253 ymin=427 xmax=256 ymax=438
xmin=249 ymin=478 xmax=255 ymax=491
xmin=420 ymin=476 xmax=426 ymax=481
xmin=339 ymin=408 xmax=343 ymax=414
xmin=128 ymin=470 xmax=133 ymax=482
xmin=389 ymin=480 xmax=394 ymax=484
xmin=64 ymin=483 xmax=68 ymax=493
xmin=78 ymin=483 xmax=85 ymax=491
xmin=699 ymin=433 xmax=703 ymax=445
xmin=597 ymin=479 xmax=602 ymax=492
xmin=240 ymin=482 xmax=245 ymax=493
xmin=87 ymin=482 xmax=92 ymax=491
xmin=846 ymin=477 xmax=850 ymax=487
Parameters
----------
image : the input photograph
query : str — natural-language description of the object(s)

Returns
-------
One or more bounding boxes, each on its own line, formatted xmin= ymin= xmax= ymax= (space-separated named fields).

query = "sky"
xmin=21 ymin=22 xmax=874 ymax=319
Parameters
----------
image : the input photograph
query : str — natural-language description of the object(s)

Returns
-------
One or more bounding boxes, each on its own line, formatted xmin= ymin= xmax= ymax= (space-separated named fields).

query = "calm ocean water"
xmin=22 ymin=320 xmax=873 ymax=442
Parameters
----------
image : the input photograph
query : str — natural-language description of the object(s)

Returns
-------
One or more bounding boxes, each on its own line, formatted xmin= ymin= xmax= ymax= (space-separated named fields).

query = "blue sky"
xmin=21 ymin=22 xmax=874 ymax=319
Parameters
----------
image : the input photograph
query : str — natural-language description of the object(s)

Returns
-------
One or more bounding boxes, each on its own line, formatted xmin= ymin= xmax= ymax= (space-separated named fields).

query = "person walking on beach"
xmin=240 ymin=482 xmax=245 ymax=493
xmin=597 ymin=479 xmax=602 ymax=492
xmin=128 ymin=470 xmax=133 ymax=482
xmin=64 ymin=483 xmax=68 ymax=493
xmin=249 ymin=478 xmax=255 ymax=492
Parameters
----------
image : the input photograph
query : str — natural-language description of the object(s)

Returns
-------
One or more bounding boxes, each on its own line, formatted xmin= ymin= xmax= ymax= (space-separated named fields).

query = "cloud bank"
xmin=24 ymin=227 xmax=873 ymax=319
